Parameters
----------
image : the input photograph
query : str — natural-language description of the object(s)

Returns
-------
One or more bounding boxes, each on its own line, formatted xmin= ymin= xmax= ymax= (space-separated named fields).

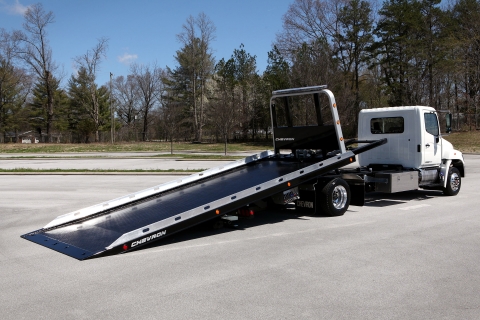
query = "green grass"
xmin=2 ymin=153 xmax=244 ymax=160
xmin=1 ymin=131 xmax=477 ymax=155
xmin=150 ymin=154 xmax=244 ymax=160
xmin=443 ymin=131 xmax=480 ymax=153
xmin=0 ymin=141 xmax=272 ymax=154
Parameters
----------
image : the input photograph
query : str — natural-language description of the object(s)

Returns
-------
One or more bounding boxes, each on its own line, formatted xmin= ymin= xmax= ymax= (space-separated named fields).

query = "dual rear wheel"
xmin=320 ymin=178 xmax=351 ymax=217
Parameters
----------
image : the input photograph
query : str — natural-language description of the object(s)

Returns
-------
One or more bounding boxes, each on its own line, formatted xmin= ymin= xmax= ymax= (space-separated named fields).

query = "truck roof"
xmin=360 ymin=106 xmax=435 ymax=113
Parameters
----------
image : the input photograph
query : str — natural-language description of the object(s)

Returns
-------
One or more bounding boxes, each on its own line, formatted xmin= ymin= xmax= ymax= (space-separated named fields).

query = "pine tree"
xmin=67 ymin=67 xmax=110 ymax=142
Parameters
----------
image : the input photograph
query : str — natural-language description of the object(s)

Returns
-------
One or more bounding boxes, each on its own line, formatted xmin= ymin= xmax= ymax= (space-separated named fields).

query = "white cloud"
xmin=118 ymin=53 xmax=138 ymax=65
xmin=1 ymin=0 xmax=30 ymax=16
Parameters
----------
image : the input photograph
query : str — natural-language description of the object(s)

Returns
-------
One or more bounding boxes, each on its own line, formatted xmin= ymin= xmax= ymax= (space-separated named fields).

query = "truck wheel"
xmin=320 ymin=178 xmax=350 ymax=216
xmin=443 ymin=167 xmax=461 ymax=196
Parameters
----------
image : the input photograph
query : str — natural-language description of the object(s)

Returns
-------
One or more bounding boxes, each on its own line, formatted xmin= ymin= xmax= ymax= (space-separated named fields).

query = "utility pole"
xmin=110 ymin=72 xmax=114 ymax=143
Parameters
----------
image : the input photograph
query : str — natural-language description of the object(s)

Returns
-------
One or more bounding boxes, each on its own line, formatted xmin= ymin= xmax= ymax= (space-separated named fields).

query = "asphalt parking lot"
xmin=1 ymin=154 xmax=479 ymax=319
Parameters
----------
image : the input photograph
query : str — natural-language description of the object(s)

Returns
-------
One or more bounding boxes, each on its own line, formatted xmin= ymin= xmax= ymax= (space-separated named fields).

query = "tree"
xmin=29 ymin=75 xmax=68 ymax=141
xmin=419 ymin=0 xmax=446 ymax=107
xmin=73 ymin=37 xmax=109 ymax=142
xmin=173 ymin=13 xmax=216 ymax=142
xmin=67 ymin=66 xmax=110 ymax=142
xmin=17 ymin=3 xmax=56 ymax=142
xmin=113 ymin=74 xmax=140 ymax=141
xmin=334 ymin=0 xmax=374 ymax=124
xmin=276 ymin=0 xmax=338 ymax=58
xmin=449 ymin=0 xmax=480 ymax=129
xmin=232 ymin=44 xmax=258 ymax=140
xmin=210 ymin=57 xmax=238 ymax=153
xmin=274 ymin=0 xmax=351 ymax=128
xmin=261 ymin=46 xmax=291 ymax=139
xmin=159 ymin=84 xmax=183 ymax=153
xmin=264 ymin=46 xmax=291 ymax=91
xmin=130 ymin=63 xmax=163 ymax=141
xmin=0 ymin=29 xmax=32 ymax=142
xmin=373 ymin=0 xmax=426 ymax=106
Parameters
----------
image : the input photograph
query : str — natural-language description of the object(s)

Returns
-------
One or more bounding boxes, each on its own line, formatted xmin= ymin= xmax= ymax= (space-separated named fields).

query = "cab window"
xmin=370 ymin=117 xmax=404 ymax=134
xmin=424 ymin=113 xmax=439 ymax=136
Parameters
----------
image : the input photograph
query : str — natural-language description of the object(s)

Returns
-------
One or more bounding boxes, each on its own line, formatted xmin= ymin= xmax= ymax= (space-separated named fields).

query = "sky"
xmin=0 ymin=0 xmax=294 ymax=86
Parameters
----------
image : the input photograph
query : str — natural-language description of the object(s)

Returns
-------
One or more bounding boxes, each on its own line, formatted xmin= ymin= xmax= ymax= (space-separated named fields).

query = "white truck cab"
xmin=357 ymin=106 xmax=465 ymax=195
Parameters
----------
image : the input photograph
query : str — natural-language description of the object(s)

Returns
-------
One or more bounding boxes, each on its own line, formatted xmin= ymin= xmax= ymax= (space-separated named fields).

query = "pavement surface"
xmin=0 ymin=158 xmax=230 ymax=171
xmin=0 ymin=151 xmax=259 ymax=172
xmin=1 ymin=154 xmax=479 ymax=319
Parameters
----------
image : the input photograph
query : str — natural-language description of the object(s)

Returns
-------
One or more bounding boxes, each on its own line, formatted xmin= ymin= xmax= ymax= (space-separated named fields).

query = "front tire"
xmin=443 ymin=167 xmax=461 ymax=196
xmin=320 ymin=178 xmax=351 ymax=216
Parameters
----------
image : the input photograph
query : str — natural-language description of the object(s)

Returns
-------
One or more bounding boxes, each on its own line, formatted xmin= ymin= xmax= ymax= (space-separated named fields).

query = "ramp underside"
xmin=22 ymin=159 xmax=311 ymax=259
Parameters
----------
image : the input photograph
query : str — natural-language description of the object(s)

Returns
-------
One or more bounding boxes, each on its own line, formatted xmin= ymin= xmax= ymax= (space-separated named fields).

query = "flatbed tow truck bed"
xmin=21 ymin=85 xmax=386 ymax=260
xmin=21 ymin=139 xmax=384 ymax=261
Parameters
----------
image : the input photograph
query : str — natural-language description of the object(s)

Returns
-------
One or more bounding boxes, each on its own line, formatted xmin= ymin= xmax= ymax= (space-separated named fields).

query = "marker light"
xmin=287 ymin=182 xmax=291 ymax=187
xmin=215 ymin=209 xmax=220 ymax=215
xmin=123 ymin=244 xmax=128 ymax=251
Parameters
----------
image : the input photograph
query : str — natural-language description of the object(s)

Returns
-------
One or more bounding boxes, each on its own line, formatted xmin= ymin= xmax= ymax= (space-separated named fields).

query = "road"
xmin=0 ymin=157 xmax=229 ymax=171
xmin=0 ymin=152 xmax=246 ymax=171
xmin=1 ymin=154 xmax=479 ymax=319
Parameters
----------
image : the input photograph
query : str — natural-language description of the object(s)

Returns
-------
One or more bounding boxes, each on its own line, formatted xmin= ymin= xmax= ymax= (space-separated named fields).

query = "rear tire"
xmin=443 ymin=167 xmax=461 ymax=196
xmin=320 ymin=178 xmax=350 ymax=216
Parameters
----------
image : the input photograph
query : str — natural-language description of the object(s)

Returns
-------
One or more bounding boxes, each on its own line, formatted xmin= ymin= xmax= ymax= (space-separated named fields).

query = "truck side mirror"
xmin=446 ymin=113 xmax=452 ymax=133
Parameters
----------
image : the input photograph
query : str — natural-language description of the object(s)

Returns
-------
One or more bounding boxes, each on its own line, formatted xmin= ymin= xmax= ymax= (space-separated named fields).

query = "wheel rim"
xmin=332 ymin=185 xmax=348 ymax=209
xmin=450 ymin=172 xmax=460 ymax=191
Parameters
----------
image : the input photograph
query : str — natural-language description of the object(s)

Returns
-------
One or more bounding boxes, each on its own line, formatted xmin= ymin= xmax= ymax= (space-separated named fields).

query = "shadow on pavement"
xmin=132 ymin=189 xmax=444 ymax=253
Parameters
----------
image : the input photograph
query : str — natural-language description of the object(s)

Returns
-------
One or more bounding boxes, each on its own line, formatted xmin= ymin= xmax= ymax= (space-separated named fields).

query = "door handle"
xmin=426 ymin=143 xmax=430 ymax=148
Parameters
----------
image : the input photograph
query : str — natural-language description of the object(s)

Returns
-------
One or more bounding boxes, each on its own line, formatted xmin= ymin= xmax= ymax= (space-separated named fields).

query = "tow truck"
xmin=21 ymin=85 xmax=464 ymax=260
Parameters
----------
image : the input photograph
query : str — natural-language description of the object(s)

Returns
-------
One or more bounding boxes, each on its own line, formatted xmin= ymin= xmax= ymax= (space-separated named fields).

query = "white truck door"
xmin=422 ymin=111 xmax=442 ymax=166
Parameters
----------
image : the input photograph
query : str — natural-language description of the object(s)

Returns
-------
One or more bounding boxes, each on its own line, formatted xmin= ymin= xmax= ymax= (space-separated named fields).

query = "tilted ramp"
xmin=21 ymin=150 xmax=358 ymax=260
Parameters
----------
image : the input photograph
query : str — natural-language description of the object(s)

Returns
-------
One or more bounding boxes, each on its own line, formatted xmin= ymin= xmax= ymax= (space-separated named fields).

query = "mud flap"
xmin=341 ymin=173 xmax=365 ymax=207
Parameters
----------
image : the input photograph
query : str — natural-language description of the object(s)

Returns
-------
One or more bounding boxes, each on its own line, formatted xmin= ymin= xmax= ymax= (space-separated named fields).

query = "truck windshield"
xmin=370 ymin=117 xmax=404 ymax=134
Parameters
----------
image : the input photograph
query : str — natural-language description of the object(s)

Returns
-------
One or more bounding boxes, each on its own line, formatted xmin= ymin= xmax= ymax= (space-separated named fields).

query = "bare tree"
xmin=113 ymin=74 xmax=140 ymax=140
xmin=73 ymin=37 xmax=109 ymax=142
xmin=210 ymin=61 xmax=238 ymax=154
xmin=17 ymin=3 xmax=56 ymax=142
xmin=275 ymin=0 xmax=344 ymax=88
xmin=130 ymin=63 xmax=163 ymax=141
xmin=160 ymin=88 xmax=182 ymax=154
xmin=276 ymin=0 xmax=342 ymax=58
xmin=275 ymin=0 xmax=362 ymax=130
